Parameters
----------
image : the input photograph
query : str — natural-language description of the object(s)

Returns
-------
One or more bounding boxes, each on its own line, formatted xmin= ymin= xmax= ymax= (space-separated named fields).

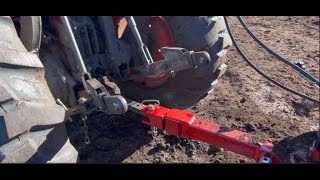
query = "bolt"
xmin=170 ymin=71 xmax=176 ymax=77
xmin=78 ymin=97 xmax=87 ymax=103
xmin=147 ymin=105 xmax=154 ymax=111
xmin=112 ymin=102 xmax=120 ymax=109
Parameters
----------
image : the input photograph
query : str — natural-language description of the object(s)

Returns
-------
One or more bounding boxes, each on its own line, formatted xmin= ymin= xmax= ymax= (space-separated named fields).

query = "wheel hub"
xmin=133 ymin=16 xmax=174 ymax=87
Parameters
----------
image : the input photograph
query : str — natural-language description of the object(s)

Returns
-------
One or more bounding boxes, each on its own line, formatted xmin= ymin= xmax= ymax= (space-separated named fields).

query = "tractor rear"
xmin=3 ymin=16 xmax=318 ymax=163
xmin=0 ymin=16 xmax=231 ymax=162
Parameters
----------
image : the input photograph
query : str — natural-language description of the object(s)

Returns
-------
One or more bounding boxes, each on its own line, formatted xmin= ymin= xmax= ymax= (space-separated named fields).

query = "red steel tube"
xmin=141 ymin=105 xmax=282 ymax=163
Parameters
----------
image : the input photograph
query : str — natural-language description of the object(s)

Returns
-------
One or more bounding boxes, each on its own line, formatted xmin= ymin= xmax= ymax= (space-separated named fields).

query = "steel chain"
xmin=82 ymin=115 xmax=90 ymax=144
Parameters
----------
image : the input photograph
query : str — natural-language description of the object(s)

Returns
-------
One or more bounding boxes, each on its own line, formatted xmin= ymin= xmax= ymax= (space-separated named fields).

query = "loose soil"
xmin=66 ymin=16 xmax=320 ymax=163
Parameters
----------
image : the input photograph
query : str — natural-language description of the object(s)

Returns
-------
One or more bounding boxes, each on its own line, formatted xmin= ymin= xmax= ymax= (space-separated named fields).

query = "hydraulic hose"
xmin=237 ymin=16 xmax=319 ymax=87
xmin=223 ymin=16 xmax=319 ymax=104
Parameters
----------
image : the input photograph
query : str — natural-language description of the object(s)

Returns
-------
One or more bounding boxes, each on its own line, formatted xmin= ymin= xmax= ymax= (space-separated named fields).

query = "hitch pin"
xmin=57 ymin=99 xmax=73 ymax=122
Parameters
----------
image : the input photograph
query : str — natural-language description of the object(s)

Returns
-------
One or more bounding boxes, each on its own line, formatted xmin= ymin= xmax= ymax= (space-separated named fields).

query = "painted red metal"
xmin=112 ymin=16 xmax=173 ymax=87
xmin=147 ymin=16 xmax=174 ymax=61
xmin=141 ymin=105 xmax=282 ymax=163
xmin=310 ymin=143 xmax=320 ymax=162
xmin=133 ymin=16 xmax=174 ymax=87
xmin=112 ymin=16 xmax=127 ymax=38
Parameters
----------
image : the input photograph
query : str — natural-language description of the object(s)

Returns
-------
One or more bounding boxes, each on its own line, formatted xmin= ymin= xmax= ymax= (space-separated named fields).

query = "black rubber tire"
xmin=0 ymin=16 xmax=77 ymax=163
xmin=19 ymin=16 xmax=42 ymax=53
xmin=116 ymin=16 xmax=232 ymax=109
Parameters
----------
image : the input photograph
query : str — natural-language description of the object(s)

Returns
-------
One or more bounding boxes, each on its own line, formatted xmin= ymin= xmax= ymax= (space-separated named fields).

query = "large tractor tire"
xmin=117 ymin=16 xmax=232 ymax=109
xmin=0 ymin=16 xmax=77 ymax=163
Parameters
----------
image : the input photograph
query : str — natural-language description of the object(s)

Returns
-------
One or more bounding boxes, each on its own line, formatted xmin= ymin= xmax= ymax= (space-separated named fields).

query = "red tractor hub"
xmin=113 ymin=16 xmax=174 ymax=88
xmin=133 ymin=16 xmax=174 ymax=87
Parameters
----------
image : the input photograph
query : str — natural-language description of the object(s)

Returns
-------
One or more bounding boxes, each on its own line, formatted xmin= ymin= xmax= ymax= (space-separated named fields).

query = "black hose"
xmin=223 ymin=16 xmax=320 ymax=104
xmin=237 ymin=16 xmax=320 ymax=87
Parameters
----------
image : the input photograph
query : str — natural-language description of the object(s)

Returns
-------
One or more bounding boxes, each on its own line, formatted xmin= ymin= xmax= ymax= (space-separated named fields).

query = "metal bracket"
xmin=86 ymin=78 xmax=128 ymax=115
xmin=86 ymin=78 xmax=109 ymax=111
xmin=121 ymin=47 xmax=211 ymax=80
xmin=63 ymin=78 xmax=128 ymax=118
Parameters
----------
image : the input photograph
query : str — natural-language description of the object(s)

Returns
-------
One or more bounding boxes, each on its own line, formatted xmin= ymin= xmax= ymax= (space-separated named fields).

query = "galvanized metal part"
xmin=125 ymin=16 xmax=153 ymax=65
xmin=2 ymin=16 xmax=238 ymax=163
xmin=141 ymin=99 xmax=160 ymax=107
xmin=54 ymin=17 xmax=129 ymax=116
xmin=65 ymin=98 xmax=96 ymax=117
xmin=132 ymin=16 xmax=174 ymax=88
xmin=121 ymin=47 xmax=211 ymax=80
xmin=111 ymin=16 xmax=232 ymax=109
xmin=60 ymin=16 xmax=92 ymax=92
xmin=127 ymin=99 xmax=144 ymax=115
xmin=86 ymin=78 xmax=109 ymax=111
xmin=86 ymin=78 xmax=128 ymax=115
xmin=56 ymin=99 xmax=73 ymax=122
xmin=141 ymin=99 xmax=161 ymax=112
xmin=58 ymin=78 xmax=128 ymax=117
xmin=103 ymin=95 xmax=128 ymax=115
xmin=60 ymin=16 xmax=90 ymax=75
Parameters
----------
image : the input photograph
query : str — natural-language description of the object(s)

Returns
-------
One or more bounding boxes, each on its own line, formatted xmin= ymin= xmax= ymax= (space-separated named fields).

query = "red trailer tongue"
xmin=127 ymin=99 xmax=282 ymax=163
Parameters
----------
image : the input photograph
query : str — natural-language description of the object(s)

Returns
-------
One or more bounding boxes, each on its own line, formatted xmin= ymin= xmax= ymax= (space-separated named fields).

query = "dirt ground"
xmin=66 ymin=16 xmax=320 ymax=163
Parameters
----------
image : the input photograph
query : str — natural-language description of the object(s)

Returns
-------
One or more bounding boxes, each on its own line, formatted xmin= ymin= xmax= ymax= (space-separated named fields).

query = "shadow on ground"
xmin=273 ymin=131 xmax=318 ymax=163
xmin=66 ymin=111 xmax=153 ymax=163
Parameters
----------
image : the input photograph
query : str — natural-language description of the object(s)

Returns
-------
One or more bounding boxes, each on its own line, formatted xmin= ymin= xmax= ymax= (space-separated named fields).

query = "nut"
xmin=147 ymin=105 xmax=154 ymax=111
